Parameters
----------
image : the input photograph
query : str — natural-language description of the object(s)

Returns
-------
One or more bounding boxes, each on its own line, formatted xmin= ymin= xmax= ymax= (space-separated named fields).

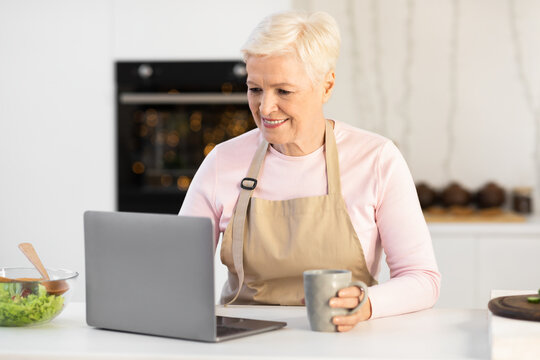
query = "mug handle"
xmin=346 ymin=281 xmax=369 ymax=315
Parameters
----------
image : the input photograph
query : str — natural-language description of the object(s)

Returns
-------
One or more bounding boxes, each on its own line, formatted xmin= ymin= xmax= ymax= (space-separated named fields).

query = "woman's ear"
xmin=322 ymin=70 xmax=335 ymax=103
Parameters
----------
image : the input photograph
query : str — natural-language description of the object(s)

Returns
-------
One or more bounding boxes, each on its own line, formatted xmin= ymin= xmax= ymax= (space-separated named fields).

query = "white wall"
xmin=0 ymin=0 xmax=291 ymax=302
xmin=113 ymin=0 xmax=289 ymax=60
xmin=0 ymin=0 xmax=115 ymax=302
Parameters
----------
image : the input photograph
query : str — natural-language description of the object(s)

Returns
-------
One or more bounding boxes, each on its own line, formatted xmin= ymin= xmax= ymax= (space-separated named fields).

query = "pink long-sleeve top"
xmin=179 ymin=120 xmax=441 ymax=319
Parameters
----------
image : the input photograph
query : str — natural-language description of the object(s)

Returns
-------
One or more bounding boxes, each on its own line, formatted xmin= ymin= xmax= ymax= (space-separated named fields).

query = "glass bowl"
xmin=0 ymin=267 xmax=78 ymax=327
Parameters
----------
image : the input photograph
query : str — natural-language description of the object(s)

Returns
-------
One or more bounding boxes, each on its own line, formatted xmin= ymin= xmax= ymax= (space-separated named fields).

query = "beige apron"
xmin=220 ymin=120 xmax=377 ymax=305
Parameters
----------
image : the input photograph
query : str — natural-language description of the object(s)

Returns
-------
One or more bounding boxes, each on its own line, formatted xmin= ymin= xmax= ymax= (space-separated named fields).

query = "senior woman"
xmin=180 ymin=10 xmax=441 ymax=332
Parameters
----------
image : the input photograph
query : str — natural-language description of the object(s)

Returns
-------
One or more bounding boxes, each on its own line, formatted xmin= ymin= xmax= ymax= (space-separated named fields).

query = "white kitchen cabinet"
xmin=431 ymin=233 xmax=477 ymax=308
xmin=429 ymin=219 xmax=540 ymax=309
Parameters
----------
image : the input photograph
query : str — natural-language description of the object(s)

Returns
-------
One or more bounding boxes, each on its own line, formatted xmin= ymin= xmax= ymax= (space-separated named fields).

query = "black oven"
xmin=116 ymin=61 xmax=255 ymax=214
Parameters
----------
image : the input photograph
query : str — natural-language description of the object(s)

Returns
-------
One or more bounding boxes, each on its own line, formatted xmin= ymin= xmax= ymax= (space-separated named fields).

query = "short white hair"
xmin=241 ymin=10 xmax=341 ymax=83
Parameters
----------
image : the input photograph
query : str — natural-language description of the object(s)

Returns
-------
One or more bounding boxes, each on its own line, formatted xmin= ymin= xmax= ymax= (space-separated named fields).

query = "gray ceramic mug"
xmin=303 ymin=269 xmax=369 ymax=332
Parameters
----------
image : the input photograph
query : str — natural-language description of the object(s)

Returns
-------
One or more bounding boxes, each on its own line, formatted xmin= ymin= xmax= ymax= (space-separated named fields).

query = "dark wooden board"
xmin=488 ymin=295 xmax=540 ymax=322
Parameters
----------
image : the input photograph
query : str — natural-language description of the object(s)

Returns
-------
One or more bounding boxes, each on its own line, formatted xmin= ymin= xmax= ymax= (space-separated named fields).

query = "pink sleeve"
xmin=178 ymin=148 xmax=221 ymax=245
xmin=368 ymin=142 xmax=441 ymax=319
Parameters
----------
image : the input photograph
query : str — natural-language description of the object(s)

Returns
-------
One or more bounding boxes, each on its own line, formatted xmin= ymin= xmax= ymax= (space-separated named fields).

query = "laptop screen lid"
xmin=84 ymin=211 xmax=217 ymax=342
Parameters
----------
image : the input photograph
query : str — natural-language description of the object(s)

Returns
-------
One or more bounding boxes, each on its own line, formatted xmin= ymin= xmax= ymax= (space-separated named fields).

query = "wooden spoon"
xmin=0 ymin=276 xmax=41 ymax=283
xmin=18 ymin=243 xmax=69 ymax=296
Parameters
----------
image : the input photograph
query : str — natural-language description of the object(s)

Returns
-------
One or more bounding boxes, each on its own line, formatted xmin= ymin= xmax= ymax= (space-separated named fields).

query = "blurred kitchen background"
xmin=1 ymin=0 xmax=539 ymax=306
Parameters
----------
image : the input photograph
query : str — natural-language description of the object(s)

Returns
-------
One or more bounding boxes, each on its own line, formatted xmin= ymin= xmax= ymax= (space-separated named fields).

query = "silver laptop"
xmin=84 ymin=211 xmax=286 ymax=342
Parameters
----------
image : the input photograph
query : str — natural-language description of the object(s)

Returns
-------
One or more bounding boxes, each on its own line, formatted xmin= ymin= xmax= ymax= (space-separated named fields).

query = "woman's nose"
xmin=260 ymin=93 xmax=278 ymax=115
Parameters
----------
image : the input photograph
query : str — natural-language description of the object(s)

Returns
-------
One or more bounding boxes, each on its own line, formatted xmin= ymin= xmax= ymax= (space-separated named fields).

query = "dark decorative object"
xmin=476 ymin=182 xmax=506 ymax=208
xmin=512 ymin=187 xmax=533 ymax=214
xmin=441 ymin=182 xmax=472 ymax=207
xmin=416 ymin=183 xmax=437 ymax=209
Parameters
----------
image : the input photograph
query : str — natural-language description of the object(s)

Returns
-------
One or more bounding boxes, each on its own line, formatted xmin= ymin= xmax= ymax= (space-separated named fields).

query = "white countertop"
xmin=490 ymin=290 xmax=540 ymax=360
xmin=0 ymin=302 xmax=490 ymax=360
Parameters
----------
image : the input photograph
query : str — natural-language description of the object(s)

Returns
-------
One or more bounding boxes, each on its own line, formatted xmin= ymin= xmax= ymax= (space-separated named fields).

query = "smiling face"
xmin=246 ymin=54 xmax=335 ymax=156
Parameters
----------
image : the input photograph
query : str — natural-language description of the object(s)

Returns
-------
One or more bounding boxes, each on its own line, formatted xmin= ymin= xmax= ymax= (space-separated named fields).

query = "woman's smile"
xmin=261 ymin=117 xmax=289 ymax=128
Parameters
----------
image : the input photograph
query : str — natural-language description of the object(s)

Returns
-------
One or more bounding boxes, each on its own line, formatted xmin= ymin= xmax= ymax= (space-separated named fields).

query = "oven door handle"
xmin=119 ymin=92 xmax=248 ymax=105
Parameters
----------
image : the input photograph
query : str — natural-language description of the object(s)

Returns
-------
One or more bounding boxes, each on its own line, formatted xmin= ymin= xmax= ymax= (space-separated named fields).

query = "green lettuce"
xmin=0 ymin=283 xmax=64 ymax=326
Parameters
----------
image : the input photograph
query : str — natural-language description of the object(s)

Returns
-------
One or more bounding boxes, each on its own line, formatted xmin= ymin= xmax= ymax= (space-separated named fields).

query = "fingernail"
xmin=333 ymin=317 xmax=341 ymax=324
xmin=329 ymin=299 xmax=336 ymax=306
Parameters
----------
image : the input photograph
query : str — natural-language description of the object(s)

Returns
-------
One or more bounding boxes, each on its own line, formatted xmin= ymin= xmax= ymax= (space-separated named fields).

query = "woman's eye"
xmin=278 ymin=89 xmax=292 ymax=95
xmin=248 ymin=88 xmax=262 ymax=93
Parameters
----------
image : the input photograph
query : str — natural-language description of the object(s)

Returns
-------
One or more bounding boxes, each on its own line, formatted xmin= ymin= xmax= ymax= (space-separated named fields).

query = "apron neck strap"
xmin=226 ymin=135 xmax=268 ymax=305
xmin=325 ymin=119 xmax=341 ymax=195
xmin=244 ymin=120 xmax=341 ymax=195
xmin=244 ymin=137 xmax=269 ymax=181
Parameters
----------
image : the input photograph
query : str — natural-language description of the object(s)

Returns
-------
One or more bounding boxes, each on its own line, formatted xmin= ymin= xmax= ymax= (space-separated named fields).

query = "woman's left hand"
xmin=330 ymin=286 xmax=371 ymax=332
